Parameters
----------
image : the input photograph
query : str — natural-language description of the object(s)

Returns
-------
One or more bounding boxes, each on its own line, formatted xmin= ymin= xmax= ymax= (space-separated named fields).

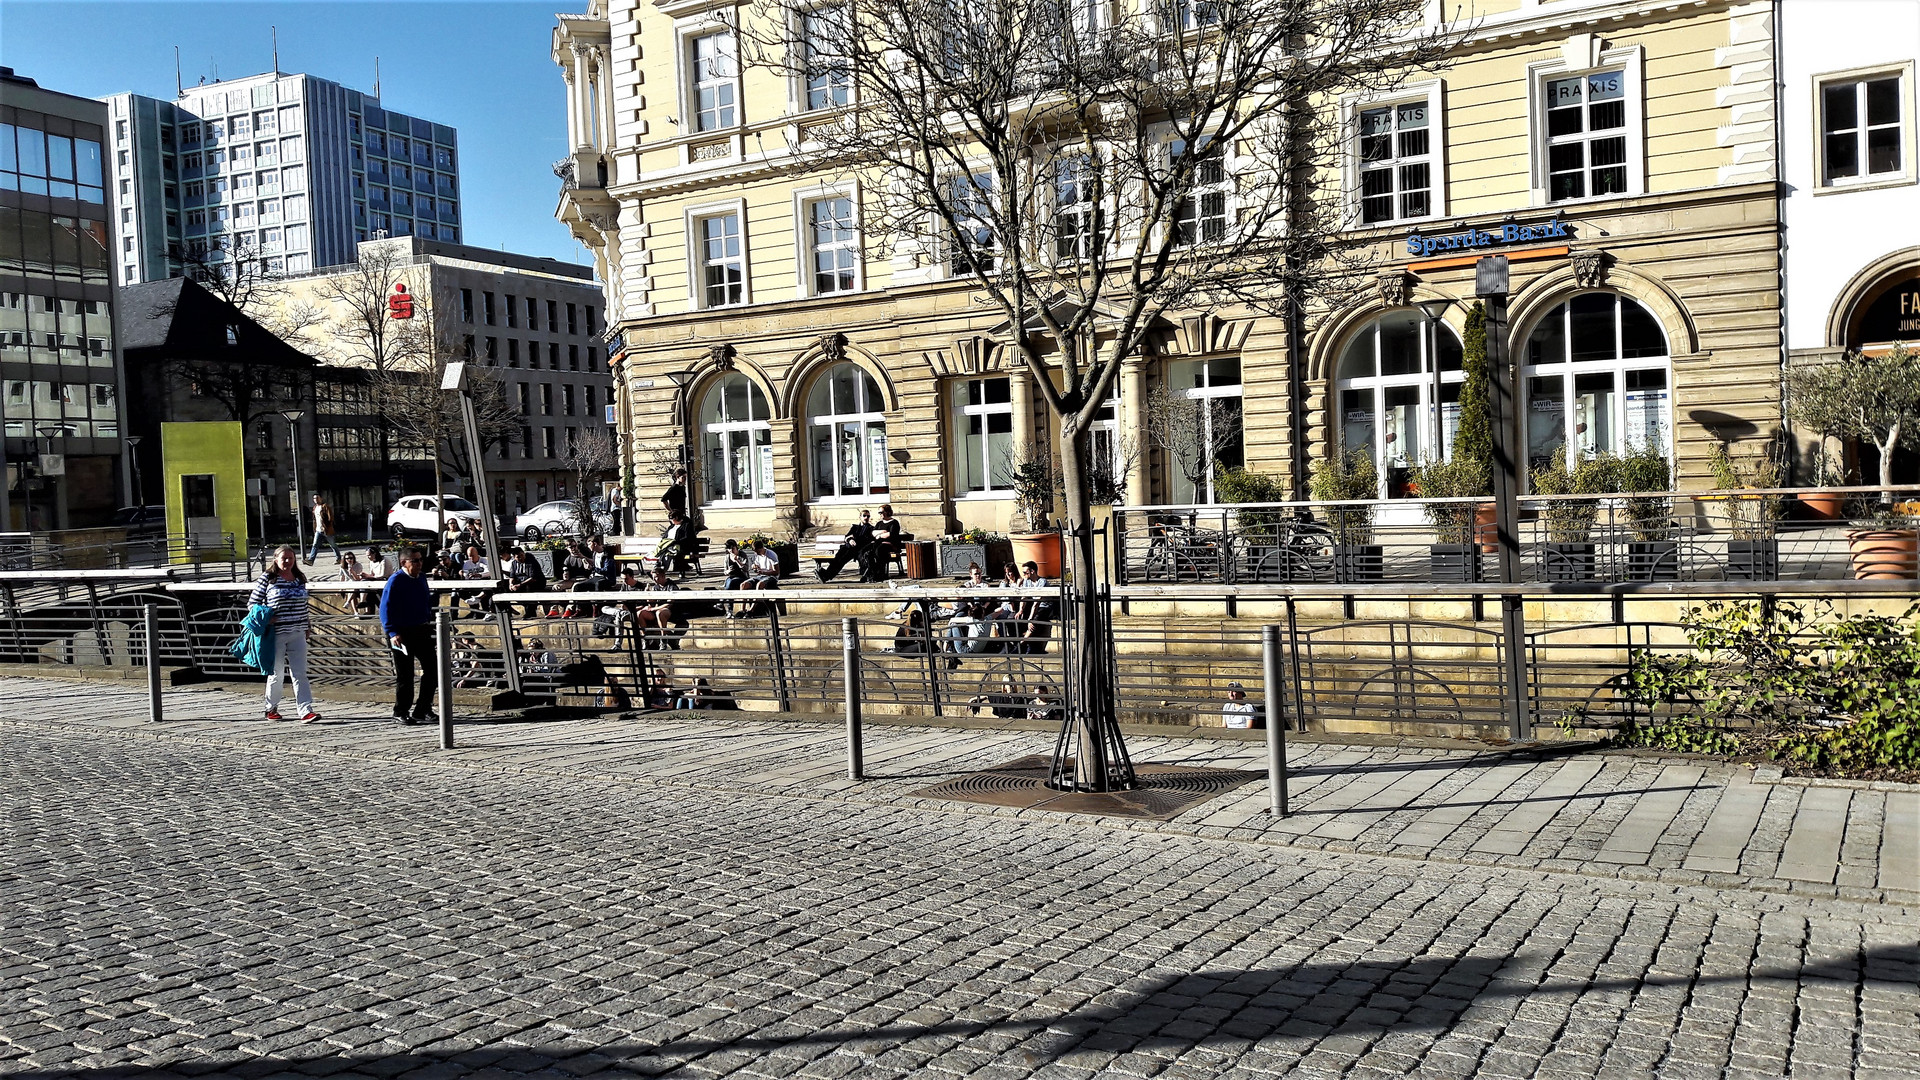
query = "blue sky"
xmin=1 ymin=0 xmax=590 ymax=265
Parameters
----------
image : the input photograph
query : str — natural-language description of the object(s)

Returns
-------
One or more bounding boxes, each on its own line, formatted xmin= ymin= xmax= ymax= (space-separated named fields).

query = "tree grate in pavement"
xmin=914 ymin=754 xmax=1260 ymax=819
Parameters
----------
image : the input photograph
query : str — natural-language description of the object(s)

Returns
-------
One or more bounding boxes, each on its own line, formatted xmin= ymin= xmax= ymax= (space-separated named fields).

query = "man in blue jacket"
xmin=379 ymin=546 xmax=438 ymax=724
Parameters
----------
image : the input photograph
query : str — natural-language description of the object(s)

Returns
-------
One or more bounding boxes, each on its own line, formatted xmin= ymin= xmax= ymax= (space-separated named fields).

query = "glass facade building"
xmin=1 ymin=67 xmax=127 ymax=530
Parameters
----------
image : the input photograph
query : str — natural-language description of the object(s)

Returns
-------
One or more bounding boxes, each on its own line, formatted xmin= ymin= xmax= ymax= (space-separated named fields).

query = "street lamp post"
xmin=281 ymin=409 xmax=306 ymax=560
xmin=1416 ymin=298 xmax=1453 ymax=461
xmin=125 ymin=435 xmax=145 ymax=508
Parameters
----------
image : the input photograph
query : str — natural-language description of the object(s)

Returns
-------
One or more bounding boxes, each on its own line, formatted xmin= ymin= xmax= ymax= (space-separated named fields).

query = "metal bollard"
xmin=144 ymin=602 xmax=163 ymax=724
xmin=436 ymin=608 xmax=455 ymax=749
xmin=842 ymin=616 xmax=863 ymax=779
xmin=1261 ymin=623 xmax=1289 ymax=817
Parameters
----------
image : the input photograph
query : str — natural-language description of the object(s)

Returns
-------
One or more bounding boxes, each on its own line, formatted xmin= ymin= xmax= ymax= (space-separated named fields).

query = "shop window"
xmin=951 ymin=377 xmax=1014 ymax=495
xmin=806 ymin=363 xmax=888 ymax=500
xmin=1165 ymin=356 xmax=1243 ymax=504
xmin=1335 ymin=310 xmax=1465 ymax=497
xmin=699 ymin=374 xmax=774 ymax=503
xmin=1521 ymin=293 xmax=1670 ymax=477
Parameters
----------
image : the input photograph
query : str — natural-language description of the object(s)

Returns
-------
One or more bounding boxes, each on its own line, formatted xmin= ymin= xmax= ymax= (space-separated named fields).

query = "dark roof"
xmin=116 ymin=276 xmax=316 ymax=369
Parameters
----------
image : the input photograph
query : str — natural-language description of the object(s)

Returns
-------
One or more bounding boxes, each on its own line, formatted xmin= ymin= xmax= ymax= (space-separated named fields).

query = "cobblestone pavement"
xmin=4 ymin=684 xmax=1919 ymax=1079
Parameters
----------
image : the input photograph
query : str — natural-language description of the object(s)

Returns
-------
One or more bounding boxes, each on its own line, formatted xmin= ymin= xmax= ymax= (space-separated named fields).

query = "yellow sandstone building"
xmin=553 ymin=0 xmax=1787 ymax=541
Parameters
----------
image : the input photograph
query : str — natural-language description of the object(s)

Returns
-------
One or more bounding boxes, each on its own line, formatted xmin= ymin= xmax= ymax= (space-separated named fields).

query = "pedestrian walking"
xmin=305 ymin=493 xmax=342 ymax=563
xmin=379 ymin=545 xmax=439 ymax=725
xmin=251 ymin=544 xmax=320 ymax=723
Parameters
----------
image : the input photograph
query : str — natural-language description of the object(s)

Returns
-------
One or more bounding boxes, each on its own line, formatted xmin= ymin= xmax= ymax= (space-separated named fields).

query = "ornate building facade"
xmin=552 ymin=0 xmax=1833 ymax=540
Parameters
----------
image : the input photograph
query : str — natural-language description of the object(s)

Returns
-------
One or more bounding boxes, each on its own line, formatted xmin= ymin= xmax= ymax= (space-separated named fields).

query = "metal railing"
xmin=1110 ymin=486 xmax=1920 ymax=586
xmin=3 ymin=569 xmax=1912 ymax=745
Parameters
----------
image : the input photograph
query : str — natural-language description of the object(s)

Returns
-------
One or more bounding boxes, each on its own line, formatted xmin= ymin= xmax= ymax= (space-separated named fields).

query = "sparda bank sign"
xmin=1407 ymin=217 xmax=1570 ymax=258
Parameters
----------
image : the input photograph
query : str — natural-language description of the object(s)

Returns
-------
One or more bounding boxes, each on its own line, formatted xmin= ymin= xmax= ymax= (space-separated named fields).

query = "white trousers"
xmin=265 ymin=626 xmax=314 ymax=714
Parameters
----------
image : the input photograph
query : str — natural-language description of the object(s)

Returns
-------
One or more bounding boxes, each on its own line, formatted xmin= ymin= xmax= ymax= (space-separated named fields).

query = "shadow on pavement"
xmin=25 ymin=945 xmax=1916 ymax=1078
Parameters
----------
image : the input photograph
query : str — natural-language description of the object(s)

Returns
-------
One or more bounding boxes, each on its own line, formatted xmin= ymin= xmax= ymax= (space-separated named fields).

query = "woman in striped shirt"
xmin=251 ymin=544 xmax=320 ymax=723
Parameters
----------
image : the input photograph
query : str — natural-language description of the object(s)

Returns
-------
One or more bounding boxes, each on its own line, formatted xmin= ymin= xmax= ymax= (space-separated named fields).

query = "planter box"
xmin=1540 ymin=542 xmax=1596 ymax=582
xmin=1428 ymin=544 xmax=1481 ymax=583
xmin=1626 ymin=540 xmax=1681 ymax=582
xmin=771 ymin=542 xmax=800 ymax=578
xmin=938 ymin=539 xmax=1013 ymax=576
xmin=530 ymin=550 xmax=557 ymax=578
xmin=1725 ymin=538 xmax=1779 ymax=581
xmin=1333 ymin=544 xmax=1383 ymax=583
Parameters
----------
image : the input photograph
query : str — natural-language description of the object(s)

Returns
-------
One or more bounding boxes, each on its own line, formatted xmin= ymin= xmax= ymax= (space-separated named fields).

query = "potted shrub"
xmin=1214 ymin=465 xmax=1292 ymax=582
xmin=1787 ymin=345 xmax=1920 ymax=576
xmin=1005 ymin=443 xmax=1063 ymax=577
xmin=1618 ymin=441 xmax=1678 ymax=582
xmin=1709 ymin=444 xmax=1784 ymax=580
xmin=938 ymin=527 xmax=1012 ymax=576
xmin=1310 ymin=449 xmax=1380 ymax=582
xmin=1530 ymin=446 xmax=1617 ymax=581
xmin=1414 ymin=455 xmax=1489 ymax=582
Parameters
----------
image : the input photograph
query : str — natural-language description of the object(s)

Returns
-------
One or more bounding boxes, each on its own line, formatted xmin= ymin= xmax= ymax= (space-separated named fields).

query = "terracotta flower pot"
xmin=1798 ymin=491 xmax=1844 ymax=520
xmin=1009 ymin=531 xmax=1062 ymax=578
xmin=1847 ymin=529 xmax=1918 ymax=580
xmin=1475 ymin=503 xmax=1499 ymax=554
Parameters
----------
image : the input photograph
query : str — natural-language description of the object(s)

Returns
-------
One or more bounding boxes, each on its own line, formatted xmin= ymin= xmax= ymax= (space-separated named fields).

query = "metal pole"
xmin=1478 ymin=258 xmax=1530 ymax=742
xmin=842 ymin=616 xmax=863 ymax=779
xmin=287 ymin=419 xmax=305 ymax=558
xmin=144 ymin=602 xmax=163 ymax=724
xmin=492 ymin=607 xmax=524 ymax=696
xmin=436 ymin=607 xmax=455 ymax=749
xmin=1261 ymin=623 xmax=1289 ymax=816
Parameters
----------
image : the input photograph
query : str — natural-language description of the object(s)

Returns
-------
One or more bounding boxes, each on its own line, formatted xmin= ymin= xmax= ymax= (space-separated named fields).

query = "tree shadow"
xmin=28 ymin=945 xmax=1915 ymax=1078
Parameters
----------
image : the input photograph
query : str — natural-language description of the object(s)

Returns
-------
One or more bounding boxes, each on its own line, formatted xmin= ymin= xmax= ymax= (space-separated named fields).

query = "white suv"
xmin=387 ymin=495 xmax=484 ymax=540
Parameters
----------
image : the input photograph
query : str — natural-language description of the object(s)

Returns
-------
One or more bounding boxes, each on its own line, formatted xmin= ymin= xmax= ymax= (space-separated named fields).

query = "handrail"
xmin=1111 ymin=483 xmax=1920 ymax=513
xmin=0 ymin=568 xmax=180 ymax=583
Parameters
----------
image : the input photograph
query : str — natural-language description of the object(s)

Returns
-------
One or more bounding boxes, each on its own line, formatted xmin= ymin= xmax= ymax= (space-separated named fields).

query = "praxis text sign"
xmin=1407 ymin=218 xmax=1568 ymax=259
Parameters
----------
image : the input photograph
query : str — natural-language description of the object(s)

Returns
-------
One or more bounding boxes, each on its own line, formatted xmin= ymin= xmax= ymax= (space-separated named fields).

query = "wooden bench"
xmin=807 ymin=537 xmax=904 ymax=580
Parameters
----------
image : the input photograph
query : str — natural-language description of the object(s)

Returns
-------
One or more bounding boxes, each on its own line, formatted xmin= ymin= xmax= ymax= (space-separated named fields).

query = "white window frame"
xmin=686 ymin=199 xmax=749 ymax=309
xmin=1165 ymin=357 xmax=1243 ymax=505
xmin=686 ymin=28 xmax=740 ymax=133
xmin=698 ymin=373 xmax=776 ymax=505
xmin=1814 ymin=62 xmax=1917 ymax=193
xmin=950 ymin=376 xmax=1016 ymax=499
xmin=806 ymin=363 xmax=889 ymax=503
xmin=796 ymin=5 xmax=852 ymax=113
xmin=1051 ymin=151 xmax=1104 ymax=263
xmin=943 ymin=168 xmax=998 ymax=278
xmin=794 ymin=185 xmax=863 ymax=297
xmin=1169 ymin=133 xmax=1230 ymax=248
xmin=1526 ymin=45 xmax=1645 ymax=206
xmin=1343 ymin=80 xmax=1447 ymax=226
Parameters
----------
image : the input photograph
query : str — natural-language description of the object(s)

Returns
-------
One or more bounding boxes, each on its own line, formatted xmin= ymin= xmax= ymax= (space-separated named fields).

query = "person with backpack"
xmin=251 ymin=544 xmax=320 ymax=723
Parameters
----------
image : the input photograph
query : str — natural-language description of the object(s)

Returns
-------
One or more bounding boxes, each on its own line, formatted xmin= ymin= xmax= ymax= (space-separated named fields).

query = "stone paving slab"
xmin=1 ymin=675 xmax=1914 ymax=905
xmin=3 ymin=696 xmax=1918 ymax=1080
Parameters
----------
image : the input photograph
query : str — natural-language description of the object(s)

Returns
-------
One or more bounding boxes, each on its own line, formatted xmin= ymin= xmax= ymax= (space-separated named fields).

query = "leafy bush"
xmin=1530 ymin=445 xmax=1618 ymax=543
xmin=1214 ymin=466 xmax=1289 ymax=537
xmin=1414 ymin=456 xmax=1490 ymax=545
xmin=1616 ymin=441 xmax=1673 ymax=541
xmin=1309 ymin=449 xmax=1377 ymax=545
xmin=1610 ymin=599 xmax=1920 ymax=774
xmin=1453 ymin=304 xmax=1493 ymax=467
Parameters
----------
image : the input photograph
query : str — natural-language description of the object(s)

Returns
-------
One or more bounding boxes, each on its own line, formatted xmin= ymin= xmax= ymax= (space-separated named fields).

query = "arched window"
xmin=1521 ymin=293 xmax=1670 ymax=474
xmin=698 ymin=374 xmax=772 ymax=504
xmin=806 ymin=363 xmax=888 ymax=499
xmin=1335 ymin=311 xmax=1463 ymax=497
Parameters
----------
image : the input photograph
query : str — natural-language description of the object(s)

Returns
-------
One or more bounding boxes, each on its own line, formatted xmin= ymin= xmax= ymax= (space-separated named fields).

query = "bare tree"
xmin=172 ymin=234 xmax=325 ymax=351
xmin=746 ymin=0 xmax=1458 ymax=788
xmin=561 ymin=426 xmax=622 ymax=538
xmin=1144 ymin=383 xmax=1242 ymax=502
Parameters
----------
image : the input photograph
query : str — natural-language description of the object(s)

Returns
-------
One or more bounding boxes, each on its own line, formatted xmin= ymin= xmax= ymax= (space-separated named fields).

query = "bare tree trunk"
xmin=1057 ymin=419 xmax=1125 ymax=791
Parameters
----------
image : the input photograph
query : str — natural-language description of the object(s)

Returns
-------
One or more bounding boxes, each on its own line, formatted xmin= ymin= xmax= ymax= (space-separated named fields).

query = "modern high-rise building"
xmin=1 ymin=67 xmax=130 ymax=532
xmin=104 ymin=71 xmax=462 ymax=287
